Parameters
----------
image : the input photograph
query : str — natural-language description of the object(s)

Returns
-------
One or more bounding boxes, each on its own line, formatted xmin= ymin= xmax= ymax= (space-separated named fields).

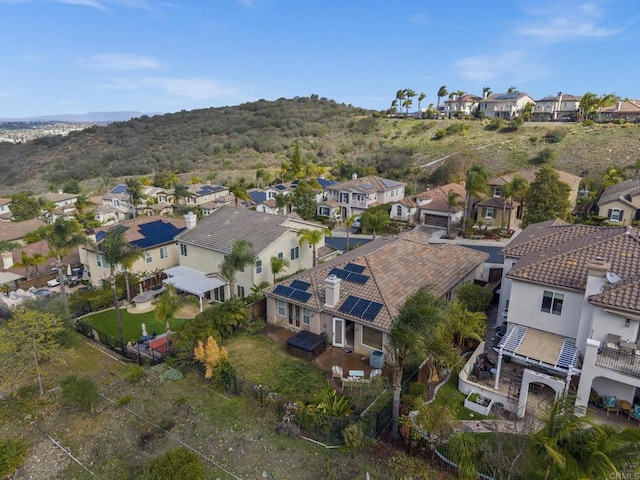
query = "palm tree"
xmin=482 ymin=86 xmax=492 ymax=98
xmin=417 ymin=92 xmax=426 ymax=116
xmin=445 ymin=189 xmax=462 ymax=237
xmin=100 ymin=227 xmax=144 ymax=351
xmin=363 ymin=210 xmax=389 ymax=239
xmin=602 ymin=166 xmax=625 ymax=187
xmin=387 ymin=288 xmax=448 ymax=437
xmin=270 ymin=255 xmax=289 ymax=283
xmin=274 ymin=193 xmax=289 ymax=215
xmin=231 ymin=185 xmax=250 ymax=207
xmin=529 ymin=395 xmax=597 ymax=480
xmin=43 ymin=217 xmax=89 ymax=316
xmin=125 ymin=178 xmax=145 ymax=218
xmin=437 ymin=86 xmax=448 ymax=114
xmin=13 ymin=250 xmax=46 ymax=279
xmin=402 ymin=98 xmax=413 ymax=116
xmin=462 ymin=164 xmax=491 ymax=233
xmin=507 ymin=85 xmax=518 ymax=93
xmin=503 ymin=174 xmax=529 ymax=229
xmin=173 ymin=184 xmax=189 ymax=206
xmin=296 ymin=227 xmax=331 ymax=267
xmin=395 ymin=89 xmax=405 ymax=115
xmin=445 ymin=300 xmax=486 ymax=348
xmin=220 ymin=240 xmax=257 ymax=299
xmin=343 ymin=215 xmax=357 ymax=251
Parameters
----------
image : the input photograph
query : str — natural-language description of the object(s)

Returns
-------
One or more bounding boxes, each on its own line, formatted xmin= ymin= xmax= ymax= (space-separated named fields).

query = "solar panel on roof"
xmin=329 ymin=267 xmax=350 ymax=280
xmin=362 ymin=302 xmax=383 ymax=321
xmin=361 ymin=183 xmax=373 ymax=190
xmin=352 ymin=298 xmax=372 ymax=316
xmin=289 ymin=290 xmax=312 ymax=302
xmin=290 ymin=279 xmax=311 ymax=291
xmin=274 ymin=285 xmax=294 ymax=297
xmin=344 ymin=263 xmax=365 ymax=274
xmin=339 ymin=295 xmax=359 ymax=315
xmin=96 ymin=231 xmax=107 ymax=242
xmin=380 ymin=179 xmax=400 ymax=188
xmin=274 ymin=184 xmax=287 ymax=190
xmin=112 ymin=185 xmax=128 ymax=194
xmin=347 ymin=273 xmax=369 ymax=284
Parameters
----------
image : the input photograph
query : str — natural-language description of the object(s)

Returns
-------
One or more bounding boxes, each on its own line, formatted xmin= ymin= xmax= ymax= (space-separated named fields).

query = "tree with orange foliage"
xmin=193 ymin=336 xmax=228 ymax=379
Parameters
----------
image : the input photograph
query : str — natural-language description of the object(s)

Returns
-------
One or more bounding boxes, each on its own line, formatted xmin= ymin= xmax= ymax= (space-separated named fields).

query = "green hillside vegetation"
xmin=2 ymin=95 xmax=640 ymax=193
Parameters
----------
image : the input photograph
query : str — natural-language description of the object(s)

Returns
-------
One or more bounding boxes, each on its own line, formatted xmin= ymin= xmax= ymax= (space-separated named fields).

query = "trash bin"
xmin=370 ymin=350 xmax=385 ymax=369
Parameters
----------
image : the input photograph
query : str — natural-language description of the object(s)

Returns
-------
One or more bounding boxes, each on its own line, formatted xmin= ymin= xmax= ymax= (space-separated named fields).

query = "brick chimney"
xmin=324 ymin=274 xmax=341 ymax=307
xmin=185 ymin=211 xmax=197 ymax=230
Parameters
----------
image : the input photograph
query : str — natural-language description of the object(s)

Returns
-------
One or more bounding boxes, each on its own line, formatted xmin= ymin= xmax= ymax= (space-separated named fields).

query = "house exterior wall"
xmin=390 ymin=203 xmax=416 ymax=221
xmin=507 ymin=281 xmax=582 ymax=339
xmin=598 ymin=198 xmax=639 ymax=224
xmin=497 ymin=257 xmax=518 ymax=324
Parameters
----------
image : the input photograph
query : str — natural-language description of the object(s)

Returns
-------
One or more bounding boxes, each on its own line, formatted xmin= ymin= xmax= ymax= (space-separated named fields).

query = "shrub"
xmin=456 ymin=283 xmax=494 ymax=312
xmin=343 ymin=423 xmax=365 ymax=449
xmin=433 ymin=128 xmax=447 ymax=140
xmin=408 ymin=382 xmax=427 ymax=398
xmin=125 ymin=364 xmax=145 ymax=384
xmin=530 ymin=147 xmax=558 ymax=165
xmin=544 ymin=128 xmax=567 ymax=143
xmin=117 ymin=395 xmax=132 ymax=406
xmin=140 ymin=447 xmax=204 ymax=480
xmin=211 ymin=356 xmax=236 ymax=390
xmin=485 ymin=118 xmax=504 ymax=131
xmin=60 ymin=375 xmax=99 ymax=412
xmin=0 ymin=439 xmax=29 ymax=477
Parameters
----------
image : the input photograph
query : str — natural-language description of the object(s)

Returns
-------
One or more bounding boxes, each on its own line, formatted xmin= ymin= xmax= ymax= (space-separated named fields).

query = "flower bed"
xmin=464 ymin=392 xmax=494 ymax=416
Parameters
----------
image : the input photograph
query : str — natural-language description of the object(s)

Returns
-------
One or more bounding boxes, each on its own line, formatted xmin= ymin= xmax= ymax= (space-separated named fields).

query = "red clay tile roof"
xmin=265 ymin=229 xmax=488 ymax=332
xmin=597 ymin=178 xmax=640 ymax=207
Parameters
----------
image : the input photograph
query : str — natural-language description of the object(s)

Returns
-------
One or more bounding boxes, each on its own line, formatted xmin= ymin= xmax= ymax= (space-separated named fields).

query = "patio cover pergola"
xmin=493 ymin=323 xmax=581 ymax=391
xmin=163 ymin=265 xmax=226 ymax=312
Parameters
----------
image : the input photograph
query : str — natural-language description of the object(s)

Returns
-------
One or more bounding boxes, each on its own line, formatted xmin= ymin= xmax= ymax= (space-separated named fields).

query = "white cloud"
xmin=58 ymin=0 xmax=107 ymax=10
xmin=99 ymin=76 xmax=238 ymax=100
xmin=79 ymin=53 xmax=162 ymax=70
xmin=515 ymin=1 xmax=623 ymax=43
xmin=408 ymin=13 xmax=430 ymax=25
xmin=455 ymin=50 xmax=546 ymax=84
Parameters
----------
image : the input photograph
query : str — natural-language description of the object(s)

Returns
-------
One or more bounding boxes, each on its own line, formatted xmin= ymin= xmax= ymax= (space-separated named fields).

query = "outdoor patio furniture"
xmin=603 ymin=396 xmax=620 ymax=416
xmin=605 ymin=334 xmax=621 ymax=353
xmin=478 ymin=353 xmax=496 ymax=368
xmin=331 ymin=365 xmax=344 ymax=380
xmin=627 ymin=404 xmax=640 ymax=424
xmin=370 ymin=368 xmax=382 ymax=380
xmin=472 ymin=362 xmax=490 ymax=381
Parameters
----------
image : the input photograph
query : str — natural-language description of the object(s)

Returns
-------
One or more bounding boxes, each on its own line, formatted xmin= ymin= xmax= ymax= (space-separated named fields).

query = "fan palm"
xmin=231 ymin=185 xmax=250 ymax=207
xmin=462 ymin=164 xmax=491 ymax=233
xmin=100 ymin=226 xmax=144 ymax=351
xmin=13 ymin=250 xmax=46 ymax=279
xmin=270 ymin=255 xmax=290 ymax=283
xmin=296 ymin=227 xmax=331 ymax=267
xmin=437 ymin=85 xmax=448 ymax=113
xmin=445 ymin=189 xmax=462 ymax=237
xmin=503 ymin=174 xmax=529 ymax=229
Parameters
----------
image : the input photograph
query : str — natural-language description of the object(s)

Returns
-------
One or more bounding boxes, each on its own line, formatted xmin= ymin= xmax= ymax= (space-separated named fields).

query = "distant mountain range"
xmin=0 ymin=111 xmax=158 ymax=123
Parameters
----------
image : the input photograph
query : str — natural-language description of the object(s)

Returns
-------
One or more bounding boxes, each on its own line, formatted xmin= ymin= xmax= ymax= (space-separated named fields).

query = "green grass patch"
xmin=431 ymin=371 xmax=487 ymax=420
xmin=80 ymin=309 xmax=187 ymax=343
xmin=226 ymin=333 xmax=326 ymax=402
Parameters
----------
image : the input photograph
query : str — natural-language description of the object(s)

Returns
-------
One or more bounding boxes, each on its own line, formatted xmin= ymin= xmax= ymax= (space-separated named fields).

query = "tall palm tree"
xmin=445 ymin=189 xmax=462 ymax=237
xmin=173 ymin=183 xmax=189 ymax=206
xmin=503 ymin=174 xmax=529 ymax=229
xmin=482 ymin=86 xmax=492 ymax=98
xmin=462 ymin=164 xmax=491 ymax=233
xmin=417 ymin=92 xmax=426 ymax=115
xmin=387 ymin=288 xmax=450 ymax=437
xmin=100 ymin=227 xmax=144 ymax=351
xmin=395 ymin=89 xmax=405 ymax=115
xmin=274 ymin=193 xmax=289 ymax=215
xmin=155 ymin=284 xmax=183 ymax=353
xmin=43 ymin=217 xmax=89 ymax=316
xmin=343 ymin=215 xmax=357 ymax=251
xmin=220 ymin=240 xmax=257 ymax=299
xmin=437 ymin=86 xmax=448 ymax=113
xmin=270 ymin=255 xmax=289 ymax=283
xmin=296 ymin=228 xmax=331 ymax=267
xmin=125 ymin=177 xmax=144 ymax=218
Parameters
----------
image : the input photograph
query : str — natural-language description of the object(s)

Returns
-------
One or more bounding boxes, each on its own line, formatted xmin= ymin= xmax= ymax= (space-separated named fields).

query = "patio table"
xmin=618 ymin=399 xmax=632 ymax=413
xmin=348 ymin=370 xmax=365 ymax=378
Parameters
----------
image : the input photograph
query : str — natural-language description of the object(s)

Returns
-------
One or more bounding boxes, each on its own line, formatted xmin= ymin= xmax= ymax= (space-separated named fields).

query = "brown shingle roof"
xmin=265 ymin=230 xmax=488 ymax=332
xmin=590 ymin=276 xmax=640 ymax=314
xmin=597 ymin=178 xmax=640 ymax=206
xmin=0 ymin=219 xmax=47 ymax=243
xmin=506 ymin=226 xmax=639 ymax=291
xmin=329 ymin=175 xmax=405 ymax=194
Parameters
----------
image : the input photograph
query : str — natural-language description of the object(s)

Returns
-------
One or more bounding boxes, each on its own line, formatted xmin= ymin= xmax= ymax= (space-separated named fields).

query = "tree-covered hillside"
xmin=1 ymin=95 xmax=640 ymax=193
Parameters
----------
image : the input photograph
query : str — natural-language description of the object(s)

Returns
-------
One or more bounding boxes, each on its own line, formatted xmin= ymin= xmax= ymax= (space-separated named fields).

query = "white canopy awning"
xmin=163 ymin=266 xmax=226 ymax=296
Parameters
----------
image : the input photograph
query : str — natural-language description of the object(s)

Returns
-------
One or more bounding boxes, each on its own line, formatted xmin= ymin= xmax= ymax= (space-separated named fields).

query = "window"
xmin=396 ymin=205 xmax=402 ymax=216
xmin=339 ymin=192 xmax=349 ymax=204
xmin=256 ymin=259 xmax=262 ymax=274
xmin=290 ymin=246 xmax=299 ymax=260
xmin=541 ymin=291 xmax=564 ymax=315
xmin=303 ymin=308 xmax=310 ymax=325
xmin=492 ymin=187 xmax=502 ymax=197
xmin=180 ymin=244 xmax=188 ymax=256
xmin=505 ymin=299 xmax=510 ymax=312
xmin=277 ymin=252 xmax=284 ymax=259
xmin=362 ymin=326 xmax=383 ymax=350
xmin=145 ymin=252 xmax=152 ymax=263
xmin=277 ymin=299 xmax=286 ymax=316
xmin=609 ymin=208 xmax=623 ymax=222
xmin=484 ymin=207 xmax=495 ymax=219
xmin=160 ymin=246 xmax=168 ymax=259
xmin=237 ymin=285 xmax=245 ymax=298
xmin=319 ymin=206 xmax=330 ymax=216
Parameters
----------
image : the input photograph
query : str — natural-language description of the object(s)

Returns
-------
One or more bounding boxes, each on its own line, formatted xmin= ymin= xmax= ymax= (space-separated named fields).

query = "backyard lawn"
xmin=226 ymin=332 xmax=327 ymax=402
xmin=430 ymin=371 xmax=487 ymax=420
xmin=79 ymin=308 xmax=188 ymax=343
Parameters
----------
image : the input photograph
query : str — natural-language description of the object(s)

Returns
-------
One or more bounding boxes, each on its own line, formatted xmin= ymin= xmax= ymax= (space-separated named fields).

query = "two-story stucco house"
xmin=442 ymin=94 xmax=481 ymax=118
xmin=478 ymin=92 xmax=536 ymax=119
xmin=531 ymin=92 xmax=581 ymax=121
xmin=495 ymin=219 xmax=640 ymax=417
xmin=183 ymin=183 xmax=231 ymax=215
xmin=0 ymin=198 xmax=12 ymax=221
xmin=173 ymin=206 xmax=328 ymax=302
xmin=598 ymin=100 xmax=640 ymax=122
xmin=137 ymin=186 xmax=175 ymax=217
xmin=263 ymin=230 xmax=488 ymax=359
xmin=390 ymin=183 xmax=466 ymax=228
xmin=80 ymin=215 xmax=186 ymax=287
xmin=38 ymin=191 xmax=80 ymax=222
xmin=318 ymin=174 xmax=406 ymax=220
xmin=596 ymin=178 xmax=640 ymax=225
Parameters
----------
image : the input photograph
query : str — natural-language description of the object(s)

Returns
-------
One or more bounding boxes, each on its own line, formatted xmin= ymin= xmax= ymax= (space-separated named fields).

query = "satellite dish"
xmin=606 ymin=272 xmax=622 ymax=284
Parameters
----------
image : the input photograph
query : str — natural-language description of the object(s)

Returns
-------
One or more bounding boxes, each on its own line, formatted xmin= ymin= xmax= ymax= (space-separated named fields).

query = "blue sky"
xmin=0 ymin=0 xmax=638 ymax=118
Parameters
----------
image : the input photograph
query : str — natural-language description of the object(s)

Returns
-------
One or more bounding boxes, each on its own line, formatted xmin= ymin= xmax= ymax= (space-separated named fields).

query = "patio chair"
xmin=627 ymin=404 xmax=640 ymax=424
xmin=370 ymin=369 xmax=382 ymax=380
xmin=602 ymin=396 xmax=620 ymax=416
xmin=331 ymin=365 xmax=344 ymax=380
xmin=472 ymin=363 xmax=490 ymax=381
xmin=605 ymin=334 xmax=621 ymax=352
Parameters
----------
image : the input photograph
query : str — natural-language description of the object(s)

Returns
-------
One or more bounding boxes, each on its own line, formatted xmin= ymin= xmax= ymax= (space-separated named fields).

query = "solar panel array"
xmin=131 ymin=221 xmax=187 ymax=249
xmin=274 ymin=184 xmax=287 ymax=191
xmin=290 ymin=279 xmax=311 ymax=291
xmin=343 ymin=263 xmax=365 ymax=274
xmin=111 ymin=185 xmax=128 ymax=194
xmin=338 ymin=295 xmax=383 ymax=322
xmin=195 ymin=185 xmax=224 ymax=196
xmin=380 ymin=178 xmax=401 ymax=188
xmin=329 ymin=267 xmax=369 ymax=284
xmin=273 ymin=284 xmax=312 ymax=303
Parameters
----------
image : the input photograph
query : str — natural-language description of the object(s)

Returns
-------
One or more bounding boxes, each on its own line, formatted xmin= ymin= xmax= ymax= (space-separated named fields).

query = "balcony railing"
xmin=595 ymin=348 xmax=640 ymax=378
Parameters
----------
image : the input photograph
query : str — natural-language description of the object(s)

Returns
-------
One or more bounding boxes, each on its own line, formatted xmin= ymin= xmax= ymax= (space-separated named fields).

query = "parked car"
xmin=352 ymin=217 xmax=361 ymax=230
xmin=47 ymin=278 xmax=60 ymax=287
